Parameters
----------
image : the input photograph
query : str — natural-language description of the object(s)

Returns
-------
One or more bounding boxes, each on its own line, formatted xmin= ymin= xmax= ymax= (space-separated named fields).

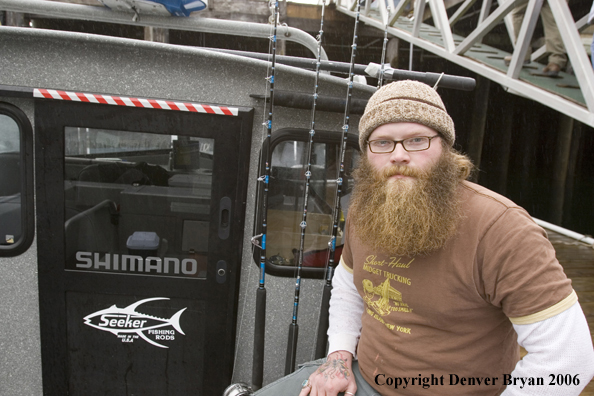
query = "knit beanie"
xmin=358 ymin=80 xmax=455 ymax=150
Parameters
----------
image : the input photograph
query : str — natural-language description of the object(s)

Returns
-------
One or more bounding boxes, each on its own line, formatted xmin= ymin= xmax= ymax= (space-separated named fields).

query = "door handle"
xmin=218 ymin=197 xmax=231 ymax=240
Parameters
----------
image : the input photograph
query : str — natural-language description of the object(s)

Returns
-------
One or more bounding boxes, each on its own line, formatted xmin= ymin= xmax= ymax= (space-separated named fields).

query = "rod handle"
xmin=385 ymin=69 xmax=476 ymax=91
xmin=285 ymin=323 xmax=299 ymax=375
xmin=252 ymin=288 xmax=267 ymax=391
xmin=314 ymin=284 xmax=332 ymax=359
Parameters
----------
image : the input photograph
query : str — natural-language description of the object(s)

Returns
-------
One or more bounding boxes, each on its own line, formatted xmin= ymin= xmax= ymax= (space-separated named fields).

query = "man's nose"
xmin=389 ymin=142 xmax=411 ymax=164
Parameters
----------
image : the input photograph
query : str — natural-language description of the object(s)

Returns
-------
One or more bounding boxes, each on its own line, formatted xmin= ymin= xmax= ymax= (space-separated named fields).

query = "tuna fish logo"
xmin=83 ymin=297 xmax=186 ymax=348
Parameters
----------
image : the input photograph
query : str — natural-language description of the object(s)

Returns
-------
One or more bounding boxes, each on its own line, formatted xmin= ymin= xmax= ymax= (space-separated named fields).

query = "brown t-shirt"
xmin=341 ymin=181 xmax=574 ymax=395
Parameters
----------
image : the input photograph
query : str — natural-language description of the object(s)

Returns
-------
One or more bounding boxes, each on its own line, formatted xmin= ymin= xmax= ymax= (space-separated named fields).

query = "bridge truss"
xmin=336 ymin=0 xmax=594 ymax=128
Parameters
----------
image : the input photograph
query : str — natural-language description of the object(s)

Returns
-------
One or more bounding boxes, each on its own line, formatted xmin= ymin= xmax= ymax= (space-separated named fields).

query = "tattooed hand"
xmin=298 ymin=351 xmax=357 ymax=396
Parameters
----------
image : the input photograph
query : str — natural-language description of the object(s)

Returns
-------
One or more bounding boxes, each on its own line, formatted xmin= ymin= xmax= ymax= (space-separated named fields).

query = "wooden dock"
xmin=547 ymin=230 xmax=594 ymax=395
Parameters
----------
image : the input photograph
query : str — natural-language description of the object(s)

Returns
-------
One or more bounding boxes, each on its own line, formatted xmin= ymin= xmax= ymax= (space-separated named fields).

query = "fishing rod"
xmin=207 ymin=48 xmax=476 ymax=91
xmin=284 ymin=1 xmax=326 ymax=376
xmin=314 ymin=0 xmax=363 ymax=360
xmin=378 ymin=7 xmax=390 ymax=88
xmin=251 ymin=0 xmax=279 ymax=390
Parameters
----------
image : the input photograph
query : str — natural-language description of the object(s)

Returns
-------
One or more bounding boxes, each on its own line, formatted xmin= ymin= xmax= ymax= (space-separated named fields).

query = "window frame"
xmin=253 ymin=127 xmax=360 ymax=279
xmin=0 ymin=102 xmax=35 ymax=257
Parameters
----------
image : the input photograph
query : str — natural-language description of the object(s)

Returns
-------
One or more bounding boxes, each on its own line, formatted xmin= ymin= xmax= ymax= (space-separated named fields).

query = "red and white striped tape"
xmin=33 ymin=88 xmax=239 ymax=116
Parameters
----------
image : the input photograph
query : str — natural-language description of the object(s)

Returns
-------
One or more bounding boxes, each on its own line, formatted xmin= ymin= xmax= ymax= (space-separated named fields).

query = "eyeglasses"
xmin=367 ymin=135 xmax=441 ymax=153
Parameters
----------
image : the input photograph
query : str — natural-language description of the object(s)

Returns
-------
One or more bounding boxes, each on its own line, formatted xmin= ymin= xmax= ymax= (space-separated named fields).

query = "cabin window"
xmin=253 ymin=128 xmax=360 ymax=278
xmin=64 ymin=128 xmax=214 ymax=279
xmin=0 ymin=102 xmax=34 ymax=256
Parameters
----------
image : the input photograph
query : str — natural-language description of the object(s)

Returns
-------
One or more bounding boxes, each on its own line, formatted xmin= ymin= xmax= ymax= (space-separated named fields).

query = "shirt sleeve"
xmin=476 ymin=207 xmax=574 ymax=320
xmin=327 ymin=258 xmax=364 ymax=357
xmin=501 ymin=301 xmax=594 ymax=395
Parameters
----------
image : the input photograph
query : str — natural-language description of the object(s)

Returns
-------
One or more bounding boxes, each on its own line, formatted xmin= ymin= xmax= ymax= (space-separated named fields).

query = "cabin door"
xmin=34 ymin=96 xmax=253 ymax=395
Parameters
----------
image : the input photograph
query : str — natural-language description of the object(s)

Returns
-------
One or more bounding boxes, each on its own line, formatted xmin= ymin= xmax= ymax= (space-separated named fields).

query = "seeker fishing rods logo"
xmin=83 ymin=297 xmax=186 ymax=348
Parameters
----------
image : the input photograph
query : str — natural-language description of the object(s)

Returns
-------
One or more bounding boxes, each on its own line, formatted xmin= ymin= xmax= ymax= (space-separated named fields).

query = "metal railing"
xmin=0 ymin=0 xmax=328 ymax=60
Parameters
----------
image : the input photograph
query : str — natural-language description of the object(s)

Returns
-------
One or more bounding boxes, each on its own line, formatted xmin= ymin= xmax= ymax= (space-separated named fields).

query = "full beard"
xmin=349 ymin=150 xmax=464 ymax=257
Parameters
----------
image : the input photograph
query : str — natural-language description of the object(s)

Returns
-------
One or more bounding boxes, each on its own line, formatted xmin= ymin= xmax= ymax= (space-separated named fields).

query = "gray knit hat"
xmin=359 ymin=80 xmax=455 ymax=150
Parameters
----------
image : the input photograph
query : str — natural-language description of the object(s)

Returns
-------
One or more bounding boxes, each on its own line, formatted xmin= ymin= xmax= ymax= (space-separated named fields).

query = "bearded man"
xmin=255 ymin=80 xmax=594 ymax=396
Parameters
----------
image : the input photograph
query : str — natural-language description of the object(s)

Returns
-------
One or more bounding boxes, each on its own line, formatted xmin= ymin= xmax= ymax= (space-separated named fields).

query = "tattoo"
xmin=316 ymin=353 xmax=351 ymax=382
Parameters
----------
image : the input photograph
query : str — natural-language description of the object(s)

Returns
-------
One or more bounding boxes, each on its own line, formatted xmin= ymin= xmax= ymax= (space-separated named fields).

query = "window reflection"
xmin=0 ymin=114 xmax=22 ymax=246
xmin=266 ymin=140 xmax=359 ymax=268
xmin=64 ymin=127 xmax=214 ymax=279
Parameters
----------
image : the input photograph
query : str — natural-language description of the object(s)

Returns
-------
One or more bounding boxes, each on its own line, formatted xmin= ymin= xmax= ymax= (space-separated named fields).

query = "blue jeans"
xmin=254 ymin=359 xmax=382 ymax=396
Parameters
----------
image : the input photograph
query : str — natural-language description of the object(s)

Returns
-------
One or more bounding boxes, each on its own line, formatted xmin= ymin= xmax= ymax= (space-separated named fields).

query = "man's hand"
xmin=298 ymin=351 xmax=357 ymax=396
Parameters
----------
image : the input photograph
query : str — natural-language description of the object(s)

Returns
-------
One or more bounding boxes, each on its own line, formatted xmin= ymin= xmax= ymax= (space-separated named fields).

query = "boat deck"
xmin=547 ymin=230 xmax=594 ymax=395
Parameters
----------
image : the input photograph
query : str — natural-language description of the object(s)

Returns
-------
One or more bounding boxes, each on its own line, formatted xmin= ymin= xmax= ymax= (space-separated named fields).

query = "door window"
xmin=64 ymin=128 xmax=214 ymax=279
xmin=254 ymin=129 xmax=360 ymax=278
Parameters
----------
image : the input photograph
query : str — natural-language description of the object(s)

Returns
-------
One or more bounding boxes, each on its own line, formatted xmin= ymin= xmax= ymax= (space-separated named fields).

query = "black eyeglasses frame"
xmin=366 ymin=135 xmax=441 ymax=154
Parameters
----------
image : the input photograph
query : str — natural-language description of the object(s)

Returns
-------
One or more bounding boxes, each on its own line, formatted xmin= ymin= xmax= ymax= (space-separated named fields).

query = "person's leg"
xmin=540 ymin=1 xmax=567 ymax=72
xmin=254 ymin=359 xmax=322 ymax=396
xmin=510 ymin=3 xmax=527 ymax=40
xmin=351 ymin=361 xmax=383 ymax=396
xmin=254 ymin=359 xmax=381 ymax=396
xmin=505 ymin=4 xmax=531 ymax=65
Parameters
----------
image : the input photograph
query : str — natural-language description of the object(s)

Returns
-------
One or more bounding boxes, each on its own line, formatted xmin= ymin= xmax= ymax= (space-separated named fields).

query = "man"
xmin=255 ymin=80 xmax=594 ymax=396
xmin=505 ymin=1 xmax=568 ymax=77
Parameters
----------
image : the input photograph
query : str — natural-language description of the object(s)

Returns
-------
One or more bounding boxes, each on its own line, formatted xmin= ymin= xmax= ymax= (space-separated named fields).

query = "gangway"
xmin=336 ymin=0 xmax=594 ymax=129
